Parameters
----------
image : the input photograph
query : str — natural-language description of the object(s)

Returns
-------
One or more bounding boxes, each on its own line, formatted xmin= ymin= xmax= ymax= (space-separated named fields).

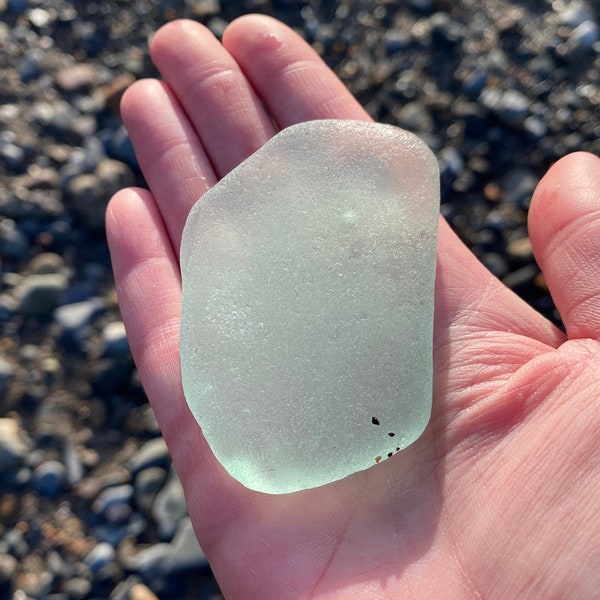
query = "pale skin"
xmin=107 ymin=15 xmax=600 ymax=599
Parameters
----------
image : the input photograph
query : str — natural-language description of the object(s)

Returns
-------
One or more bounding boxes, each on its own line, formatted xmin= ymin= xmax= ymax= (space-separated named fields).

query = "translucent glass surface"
xmin=180 ymin=120 xmax=439 ymax=494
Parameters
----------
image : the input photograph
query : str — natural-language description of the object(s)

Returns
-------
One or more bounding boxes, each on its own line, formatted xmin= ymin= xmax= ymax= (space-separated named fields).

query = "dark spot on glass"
xmin=388 ymin=432 xmax=395 ymax=437
xmin=396 ymin=447 xmax=400 ymax=452
xmin=372 ymin=417 xmax=380 ymax=425
xmin=387 ymin=452 xmax=393 ymax=458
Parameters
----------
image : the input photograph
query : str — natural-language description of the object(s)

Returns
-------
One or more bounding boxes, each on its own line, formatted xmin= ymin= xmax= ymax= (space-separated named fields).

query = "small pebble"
xmin=0 ymin=553 xmax=17 ymax=584
xmin=55 ymin=63 xmax=98 ymax=92
xmin=506 ymin=237 xmax=533 ymax=261
xmin=134 ymin=467 xmax=168 ymax=513
xmin=152 ymin=472 xmax=187 ymax=540
xmin=128 ymin=438 xmax=170 ymax=475
xmin=0 ymin=418 xmax=31 ymax=472
xmin=0 ymin=219 xmax=28 ymax=258
xmin=93 ymin=483 xmax=134 ymax=524
xmin=167 ymin=516 xmax=208 ymax=572
xmin=61 ymin=576 xmax=92 ymax=600
xmin=130 ymin=582 xmax=160 ymax=600
xmin=17 ymin=273 xmax=69 ymax=316
xmin=53 ymin=298 xmax=104 ymax=350
xmin=27 ymin=252 xmax=65 ymax=275
xmin=0 ymin=356 xmax=13 ymax=395
xmin=32 ymin=460 xmax=67 ymax=498
xmin=83 ymin=542 xmax=115 ymax=575
xmin=99 ymin=320 xmax=129 ymax=357
xmin=0 ymin=141 xmax=26 ymax=172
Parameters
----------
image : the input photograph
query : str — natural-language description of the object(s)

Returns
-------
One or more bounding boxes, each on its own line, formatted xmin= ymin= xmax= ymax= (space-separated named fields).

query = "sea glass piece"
xmin=180 ymin=120 xmax=439 ymax=494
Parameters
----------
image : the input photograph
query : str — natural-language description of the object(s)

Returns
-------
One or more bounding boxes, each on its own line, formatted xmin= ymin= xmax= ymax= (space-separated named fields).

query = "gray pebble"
xmin=481 ymin=252 xmax=509 ymax=279
xmin=61 ymin=576 xmax=92 ymax=600
xmin=134 ymin=467 xmax=169 ymax=513
xmin=567 ymin=20 xmax=599 ymax=53
xmin=109 ymin=575 xmax=145 ymax=600
xmin=128 ymin=438 xmax=170 ymax=475
xmin=123 ymin=542 xmax=171 ymax=576
xmin=53 ymin=297 xmax=103 ymax=329
xmin=63 ymin=439 xmax=84 ymax=486
xmin=501 ymin=168 xmax=538 ymax=209
xmin=18 ymin=272 xmax=69 ymax=316
xmin=384 ymin=29 xmax=410 ymax=53
xmin=558 ymin=2 xmax=593 ymax=28
xmin=55 ymin=63 xmax=98 ymax=92
xmin=395 ymin=101 xmax=434 ymax=133
xmin=18 ymin=48 xmax=43 ymax=82
xmin=0 ymin=553 xmax=19 ymax=591
xmin=105 ymin=124 xmax=138 ymax=167
xmin=0 ymin=553 xmax=17 ymax=584
xmin=17 ymin=562 xmax=54 ymax=598
xmin=0 ymin=356 xmax=13 ymax=395
xmin=122 ymin=517 xmax=207 ymax=577
xmin=27 ymin=252 xmax=65 ymax=275
xmin=152 ymin=471 xmax=187 ymax=540
xmin=65 ymin=158 xmax=135 ymax=230
xmin=167 ymin=516 xmax=208 ymax=572
xmin=480 ymin=87 xmax=529 ymax=128
xmin=54 ymin=298 xmax=104 ymax=350
xmin=429 ymin=12 xmax=464 ymax=48
xmin=31 ymin=100 xmax=80 ymax=140
xmin=28 ymin=7 xmax=52 ymax=28
xmin=188 ymin=0 xmax=221 ymax=18
xmin=93 ymin=483 xmax=134 ymax=524
xmin=99 ymin=320 xmax=129 ymax=357
xmin=523 ymin=115 xmax=548 ymax=139
xmin=2 ymin=526 xmax=29 ymax=558
xmin=502 ymin=264 xmax=539 ymax=291
xmin=84 ymin=542 xmax=115 ymax=575
xmin=0 ymin=140 xmax=26 ymax=172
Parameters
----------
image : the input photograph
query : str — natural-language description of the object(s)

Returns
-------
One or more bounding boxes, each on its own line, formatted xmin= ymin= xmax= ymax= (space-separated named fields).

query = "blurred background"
xmin=1 ymin=0 xmax=599 ymax=598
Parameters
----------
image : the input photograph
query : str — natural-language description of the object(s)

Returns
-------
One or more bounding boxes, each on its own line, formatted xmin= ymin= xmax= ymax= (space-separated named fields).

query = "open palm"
xmin=107 ymin=16 xmax=600 ymax=599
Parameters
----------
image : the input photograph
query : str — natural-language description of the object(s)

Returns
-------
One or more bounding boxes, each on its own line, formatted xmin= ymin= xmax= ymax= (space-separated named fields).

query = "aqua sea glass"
xmin=180 ymin=120 xmax=439 ymax=494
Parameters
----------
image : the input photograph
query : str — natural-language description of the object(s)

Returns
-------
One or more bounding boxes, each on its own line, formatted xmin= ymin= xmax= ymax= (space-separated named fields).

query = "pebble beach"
xmin=1 ymin=0 xmax=599 ymax=598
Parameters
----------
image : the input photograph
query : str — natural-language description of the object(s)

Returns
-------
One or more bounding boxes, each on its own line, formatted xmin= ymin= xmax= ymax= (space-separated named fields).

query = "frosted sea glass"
xmin=180 ymin=120 xmax=439 ymax=494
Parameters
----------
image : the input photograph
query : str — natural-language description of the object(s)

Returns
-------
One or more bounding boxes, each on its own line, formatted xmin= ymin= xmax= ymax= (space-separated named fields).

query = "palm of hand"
xmin=107 ymin=16 xmax=600 ymax=599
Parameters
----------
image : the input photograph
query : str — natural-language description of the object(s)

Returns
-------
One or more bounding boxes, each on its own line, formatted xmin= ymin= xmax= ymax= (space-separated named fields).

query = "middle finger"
xmin=150 ymin=19 xmax=277 ymax=178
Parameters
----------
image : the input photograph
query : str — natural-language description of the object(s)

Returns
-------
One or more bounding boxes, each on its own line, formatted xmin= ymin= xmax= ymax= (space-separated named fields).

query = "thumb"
xmin=529 ymin=152 xmax=600 ymax=340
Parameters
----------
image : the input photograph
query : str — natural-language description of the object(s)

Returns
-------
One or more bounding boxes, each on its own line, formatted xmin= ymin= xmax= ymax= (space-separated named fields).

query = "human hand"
xmin=107 ymin=15 xmax=600 ymax=599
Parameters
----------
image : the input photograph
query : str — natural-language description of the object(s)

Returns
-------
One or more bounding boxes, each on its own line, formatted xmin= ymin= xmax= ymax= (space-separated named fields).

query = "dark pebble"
xmin=0 ymin=218 xmax=28 ymax=259
xmin=17 ymin=273 xmax=69 ymax=317
xmin=54 ymin=298 xmax=104 ymax=351
xmin=0 ymin=141 xmax=26 ymax=172
xmin=32 ymin=460 xmax=67 ymax=498
xmin=502 ymin=264 xmax=539 ymax=292
xmin=134 ymin=467 xmax=169 ymax=513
